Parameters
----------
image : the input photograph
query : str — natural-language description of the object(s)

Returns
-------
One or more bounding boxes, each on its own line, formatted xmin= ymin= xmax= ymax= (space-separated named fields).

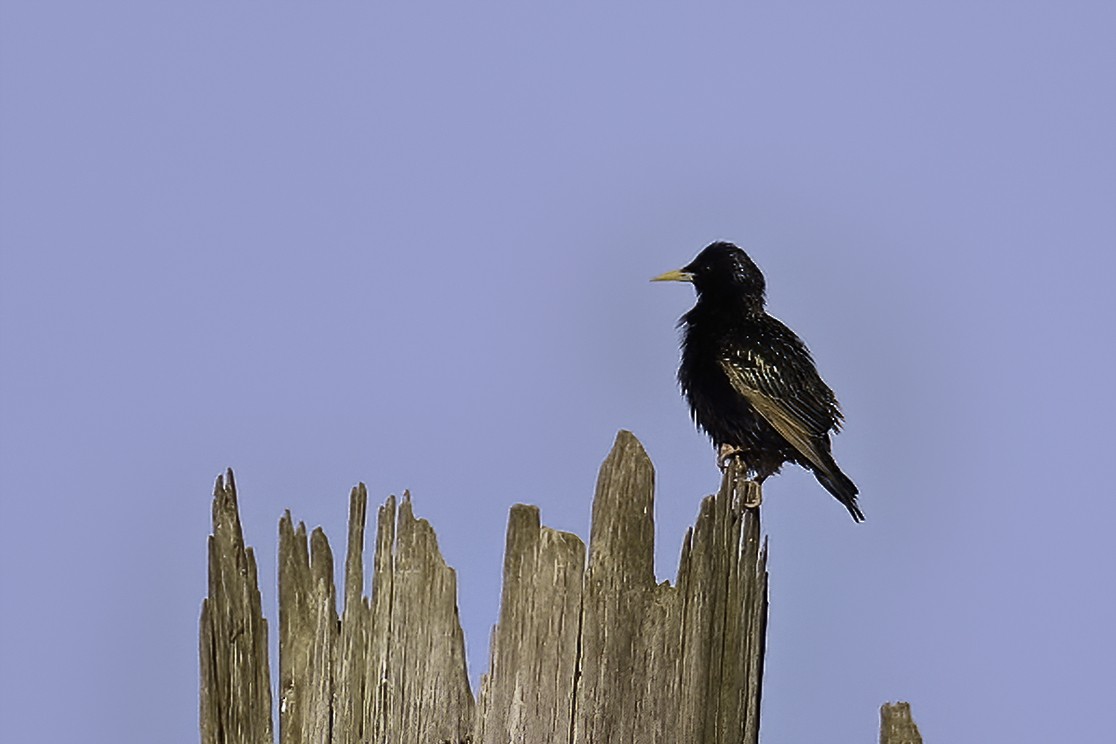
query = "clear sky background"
xmin=2 ymin=3 xmax=1114 ymax=743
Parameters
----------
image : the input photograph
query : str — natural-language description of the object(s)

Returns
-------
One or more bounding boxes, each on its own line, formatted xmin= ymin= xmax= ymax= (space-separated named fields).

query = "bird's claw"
xmin=740 ymin=487 xmax=763 ymax=510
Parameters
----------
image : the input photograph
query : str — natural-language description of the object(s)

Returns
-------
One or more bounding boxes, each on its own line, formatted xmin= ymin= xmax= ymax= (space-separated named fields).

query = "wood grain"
xmin=200 ymin=431 xmax=918 ymax=743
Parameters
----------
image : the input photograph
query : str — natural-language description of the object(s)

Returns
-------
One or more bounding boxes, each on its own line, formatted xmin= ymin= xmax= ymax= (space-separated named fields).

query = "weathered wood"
xmin=277 ymin=513 xmax=337 ymax=744
xmin=331 ymin=486 xmax=369 ymax=744
xmin=274 ymin=486 xmax=474 ymax=744
xmin=200 ymin=470 xmax=273 ymax=744
xmin=386 ymin=493 xmax=476 ymax=740
xmin=571 ymin=430 xmax=768 ymax=744
xmin=473 ymin=431 xmax=767 ymax=744
xmin=201 ymin=431 xmax=911 ymax=744
xmin=473 ymin=505 xmax=586 ymax=744
xmin=573 ymin=429 xmax=668 ymax=743
xmin=880 ymin=701 xmax=924 ymax=744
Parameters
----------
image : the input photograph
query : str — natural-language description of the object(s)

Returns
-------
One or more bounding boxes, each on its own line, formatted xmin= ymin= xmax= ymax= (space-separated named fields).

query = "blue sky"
xmin=2 ymin=3 xmax=1114 ymax=743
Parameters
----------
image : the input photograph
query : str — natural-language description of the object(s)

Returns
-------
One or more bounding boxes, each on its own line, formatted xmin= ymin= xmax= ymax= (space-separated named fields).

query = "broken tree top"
xmin=200 ymin=430 xmax=917 ymax=744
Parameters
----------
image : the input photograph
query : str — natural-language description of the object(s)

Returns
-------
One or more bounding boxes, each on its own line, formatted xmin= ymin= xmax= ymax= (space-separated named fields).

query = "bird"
xmin=653 ymin=241 xmax=864 ymax=521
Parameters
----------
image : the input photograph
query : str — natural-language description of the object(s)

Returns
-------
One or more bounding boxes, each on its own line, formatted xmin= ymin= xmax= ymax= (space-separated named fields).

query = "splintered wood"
xmin=276 ymin=490 xmax=474 ymax=744
xmin=880 ymin=701 xmax=925 ymax=744
xmin=480 ymin=430 xmax=769 ymax=744
xmin=200 ymin=431 xmax=918 ymax=743
xmin=200 ymin=470 xmax=273 ymax=744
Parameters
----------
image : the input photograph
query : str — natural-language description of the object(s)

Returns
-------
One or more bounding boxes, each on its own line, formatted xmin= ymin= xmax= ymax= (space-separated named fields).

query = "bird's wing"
xmin=719 ymin=344 xmax=841 ymax=473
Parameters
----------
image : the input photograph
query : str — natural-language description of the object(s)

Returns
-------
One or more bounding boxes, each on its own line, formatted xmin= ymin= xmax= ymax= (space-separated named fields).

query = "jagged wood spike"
xmin=332 ymin=485 xmax=369 ymax=744
xmin=277 ymin=513 xmax=338 ymax=744
xmin=382 ymin=493 xmax=475 ymax=741
xmin=880 ymin=701 xmax=924 ymax=744
xmin=365 ymin=494 xmax=396 ymax=742
xmin=474 ymin=505 xmax=586 ymax=744
xmin=200 ymin=469 xmax=273 ymax=744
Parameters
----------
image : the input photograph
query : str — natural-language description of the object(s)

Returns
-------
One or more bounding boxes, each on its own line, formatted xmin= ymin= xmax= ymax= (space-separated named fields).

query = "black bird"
xmin=653 ymin=241 xmax=863 ymax=521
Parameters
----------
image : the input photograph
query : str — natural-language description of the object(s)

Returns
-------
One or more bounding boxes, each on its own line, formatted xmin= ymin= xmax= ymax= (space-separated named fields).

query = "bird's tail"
xmin=814 ymin=464 xmax=864 ymax=522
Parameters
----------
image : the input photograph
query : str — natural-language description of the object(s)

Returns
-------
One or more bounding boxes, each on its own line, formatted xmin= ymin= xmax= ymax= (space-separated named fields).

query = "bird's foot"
xmin=718 ymin=443 xmax=746 ymax=471
xmin=740 ymin=485 xmax=763 ymax=510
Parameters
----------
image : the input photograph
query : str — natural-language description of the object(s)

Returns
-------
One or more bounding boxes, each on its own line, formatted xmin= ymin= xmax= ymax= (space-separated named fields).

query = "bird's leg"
xmin=739 ymin=481 xmax=763 ymax=509
xmin=739 ymin=459 xmax=780 ymax=509
xmin=718 ymin=445 xmax=765 ymax=510
xmin=718 ymin=443 xmax=746 ymax=471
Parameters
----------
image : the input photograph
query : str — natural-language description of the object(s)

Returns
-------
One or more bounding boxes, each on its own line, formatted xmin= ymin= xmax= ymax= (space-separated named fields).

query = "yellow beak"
xmin=651 ymin=268 xmax=694 ymax=283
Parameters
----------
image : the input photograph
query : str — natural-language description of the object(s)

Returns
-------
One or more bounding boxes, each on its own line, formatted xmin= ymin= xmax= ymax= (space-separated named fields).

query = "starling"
xmin=653 ymin=241 xmax=863 ymax=521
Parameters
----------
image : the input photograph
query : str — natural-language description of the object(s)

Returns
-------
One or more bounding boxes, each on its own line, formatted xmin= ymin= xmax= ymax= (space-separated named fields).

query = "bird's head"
xmin=652 ymin=241 xmax=766 ymax=309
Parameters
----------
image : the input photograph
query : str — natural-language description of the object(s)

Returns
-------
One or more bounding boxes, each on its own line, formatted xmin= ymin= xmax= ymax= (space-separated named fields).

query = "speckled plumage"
xmin=657 ymin=242 xmax=863 ymax=521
